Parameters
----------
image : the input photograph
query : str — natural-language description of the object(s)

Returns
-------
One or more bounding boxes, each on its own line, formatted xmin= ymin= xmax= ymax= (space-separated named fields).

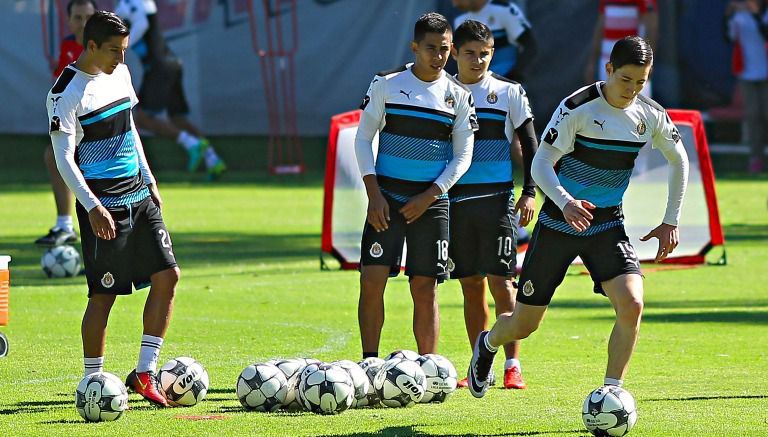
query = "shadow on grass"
xmin=318 ymin=427 xmax=587 ymax=437
xmin=0 ymin=399 xmax=71 ymax=415
xmin=5 ymin=230 xmax=321 ymax=286
xmin=722 ymin=223 xmax=768 ymax=241
xmin=645 ymin=394 xmax=767 ymax=402
xmin=547 ymin=298 xmax=768 ymax=311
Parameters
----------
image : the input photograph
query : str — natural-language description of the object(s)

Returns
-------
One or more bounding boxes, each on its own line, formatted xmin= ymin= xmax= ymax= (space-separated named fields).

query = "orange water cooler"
xmin=0 ymin=255 xmax=9 ymax=357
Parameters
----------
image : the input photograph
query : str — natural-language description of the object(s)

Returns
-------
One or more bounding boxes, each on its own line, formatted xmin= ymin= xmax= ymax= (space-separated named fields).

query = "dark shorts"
xmin=516 ymin=222 xmax=642 ymax=306
xmin=138 ymin=57 xmax=190 ymax=116
xmin=76 ymin=197 xmax=178 ymax=297
xmin=360 ymin=195 xmax=449 ymax=281
xmin=448 ymin=193 xmax=517 ymax=279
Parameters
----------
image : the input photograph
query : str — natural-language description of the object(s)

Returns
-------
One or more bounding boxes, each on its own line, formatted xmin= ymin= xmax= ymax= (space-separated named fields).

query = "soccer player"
xmin=467 ymin=36 xmax=689 ymax=397
xmin=449 ymin=20 xmax=537 ymax=390
xmin=114 ymin=0 xmax=226 ymax=180
xmin=36 ymin=0 xmax=97 ymax=247
xmin=452 ymin=0 xmax=538 ymax=82
xmin=585 ymin=0 xmax=658 ymax=96
xmin=47 ymin=11 xmax=180 ymax=407
xmin=355 ymin=12 xmax=478 ymax=358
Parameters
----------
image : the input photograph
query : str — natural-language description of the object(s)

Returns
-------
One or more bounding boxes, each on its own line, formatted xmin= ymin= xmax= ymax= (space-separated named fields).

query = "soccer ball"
xmin=41 ymin=245 xmax=80 ymax=278
xmin=297 ymin=363 xmax=355 ymax=414
xmin=383 ymin=349 xmax=421 ymax=362
xmin=373 ymin=358 xmax=427 ymax=408
xmin=269 ymin=358 xmax=305 ymax=411
xmin=158 ymin=357 xmax=210 ymax=406
xmin=356 ymin=357 xmax=385 ymax=407
xmin=582 ymin=385 xmax=638 ymax=436
xmin=331 ymin=360 xmax=370 ymax=408
xmin=75 ymin=372 xmax=128 ymax=422
xmin=237 ymin=363 xmax=288 ymax=412
xmin=416 ymin=353 xmax=457 ymax=403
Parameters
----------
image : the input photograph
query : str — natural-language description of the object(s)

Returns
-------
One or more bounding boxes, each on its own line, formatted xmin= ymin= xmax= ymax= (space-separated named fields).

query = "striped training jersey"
xmin=360 ymin=64 xmax=477 ymax=201
xmin=538 ymin=82 xmax=681 ymax=236
xmin=454 ymin=0 xmax=531 ymax=76
xmin=47 ymin=63 xmax=150 ymax=209
xmin=450 ymin=72 xmax=532 ymax=202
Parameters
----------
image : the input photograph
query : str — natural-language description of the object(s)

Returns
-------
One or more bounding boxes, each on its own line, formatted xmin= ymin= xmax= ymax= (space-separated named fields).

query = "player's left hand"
xmin=400 ymin=192 xmax=436 ymax=224
xmin=148 ymin=183 xmax=163 ymax=209
xmin=513 ymin=195 xmax=536 ymax=227
xmin=640 ymin=223 xmax=679 ymax=262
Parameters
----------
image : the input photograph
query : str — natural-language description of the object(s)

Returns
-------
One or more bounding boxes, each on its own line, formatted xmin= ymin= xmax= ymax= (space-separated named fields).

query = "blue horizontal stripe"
xmin=378 ymin=132 xmax=452 ymax=161
xmin=80 ymin=101 xmax=132 ymax=126
xmin=558 ymin=174 xmax=624 ymax=207
xmin=80 ymin=153 xmax=138 ymax=179
xmin=99 ymin=187 xmax=149 ymax=208
xmin=376 ymin=155 xmax=446 ymax=182
xmin=386 ymin=108 xmax=454 ymax=125
xmin=577 ymin=139 xmax=642 ymax=153
xmin=456 ymin=161 xmax=513 ymax=184
xmin=477 ymin=112 xmax=506 ymax=121
xmin=559 ymin=155 xmax=632 ymax=189
xmin=538 ymin=211 xmax=623 ymax=236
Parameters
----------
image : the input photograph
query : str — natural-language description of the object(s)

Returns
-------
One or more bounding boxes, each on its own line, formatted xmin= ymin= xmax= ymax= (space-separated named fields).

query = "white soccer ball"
xmin=237 ymin=363 xmax=288 ymax=412
xmin=416 ymin=353 xmax=457 ymax=403
xmin=373 ymin=358 xmax=427 ymax=408
xmin=356 ymin=357 xmax=386 ymax=407
xmin=159 ymin=357 xmax=210 ymax=406
xmin=269 ymin=358 xmax=306 ymax=411
xmin=41 ymin=245 xmax=80 ymax=278
xmin=297 ymin=363 xmax=355 ymax=414
xmin=75 ymin=372 xmax=128 ymax=422
xmin=383 ymin=349 xmax=421 ymax=362
xmin=331 ymin=360 xmax=370 ymax=408
xmin=582 ymin=385 xmax=638 ymax=436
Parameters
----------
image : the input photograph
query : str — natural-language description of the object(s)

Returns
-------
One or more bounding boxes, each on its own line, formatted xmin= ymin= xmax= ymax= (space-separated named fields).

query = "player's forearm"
xmin=434 ymin=129 xmax=473 ymax=193
xmin=515 ymin=119 xmax=538 ymax=197
xmin=531 ymin=143 xmax=573 ymax=210
xmin=660 ymin=141 xmax=689 ymax=226
xmin=50 ymin=133 xmax=101 ymax=211
xmin=354 ymin=112 xmax=379 ymax=177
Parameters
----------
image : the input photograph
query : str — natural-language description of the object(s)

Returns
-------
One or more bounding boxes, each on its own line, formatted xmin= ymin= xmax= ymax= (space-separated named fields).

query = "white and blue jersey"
xmin=47 ymin=64 xmax=152 ymax=210
xmin=450 ymin=72 xmax=532 ymax=202
xmin=539 ymin=82 xmax=681 ymax=236
xmin=359 ymin=64 xmax=477 ymax=201
xmin=454 ymin=0 xmax=531 ymax=76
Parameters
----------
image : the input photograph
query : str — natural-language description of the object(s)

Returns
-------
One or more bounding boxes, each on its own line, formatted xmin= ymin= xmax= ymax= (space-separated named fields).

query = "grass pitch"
xmin=0 ymin=156 xmax=766 ymax=435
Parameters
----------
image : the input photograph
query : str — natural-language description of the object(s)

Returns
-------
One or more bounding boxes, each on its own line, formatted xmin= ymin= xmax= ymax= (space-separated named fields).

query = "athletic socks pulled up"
xmin=137 ymin=334 xmax=164 ymax=373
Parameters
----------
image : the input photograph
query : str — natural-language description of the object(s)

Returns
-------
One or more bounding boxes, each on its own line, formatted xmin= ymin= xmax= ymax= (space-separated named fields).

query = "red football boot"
xmin=126 ymin=369 xmax=169 ymax=407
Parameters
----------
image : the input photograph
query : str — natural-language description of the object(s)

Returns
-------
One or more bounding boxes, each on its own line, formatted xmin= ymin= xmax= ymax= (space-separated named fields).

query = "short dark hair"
xmin=66 ymin=0 xmax=98 ymax=17
xmin=453 ymin=19 xmax=493 ymax=50
xmin=82 ymin=11 xmax=129 ymax=48
xmin=609 ymin=36 xmax=653 ymax=70
xmin=414 ymin=12 xmax=451 ymax=42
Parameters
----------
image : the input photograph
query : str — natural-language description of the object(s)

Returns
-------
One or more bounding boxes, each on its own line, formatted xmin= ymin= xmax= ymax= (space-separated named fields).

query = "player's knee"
xmin=617 ymin=297 xmax=644 ymax=326
xmin=460 ymin=277 xmax=485 ymax=299
xmin=153 ymin=267 xmax=180 ymax=292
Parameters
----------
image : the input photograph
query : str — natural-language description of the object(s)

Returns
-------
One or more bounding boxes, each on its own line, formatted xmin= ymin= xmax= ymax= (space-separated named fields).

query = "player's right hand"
xmin=89 ymin=205 xmax=116 ymax=240
xmin=562 ymin=199 xmax=596 ymax=233
xmin=366 ymin=190 xmax=390 ymax=232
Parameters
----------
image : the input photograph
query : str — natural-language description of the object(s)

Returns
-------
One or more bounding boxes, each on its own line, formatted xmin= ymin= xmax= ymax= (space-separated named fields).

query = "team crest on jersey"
xmin=522 ymin=280 xmax=534 ymax=297
xmin=101 ymin=272 xmax=115 ymax=288
xmin=636 ymin=119 xmax=647 ymax=135
xmin=445 ymin=92 xmax=455 ymax=108
xmin=486 ymin=91 xmax=498 ymax=104
xmin=370 ymin=242 xmax=383 ymax=258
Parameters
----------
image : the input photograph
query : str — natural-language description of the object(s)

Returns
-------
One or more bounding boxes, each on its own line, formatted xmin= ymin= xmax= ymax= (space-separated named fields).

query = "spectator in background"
xmin=114 ymin=0 xmax=226 ymax=180
xmin=585 ymin=0 xmax=658 ymax=97
xmin=36 ymin=0 xmax=97 ymax=247
xmin=453 ymin=0 xmax=538 ymax=83
xmin=726 ymin=0 xmax=768 ymax=174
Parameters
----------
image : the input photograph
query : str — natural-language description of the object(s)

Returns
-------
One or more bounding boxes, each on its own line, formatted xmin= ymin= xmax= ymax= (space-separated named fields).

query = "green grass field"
xmin=0 ymin=137 xmax=766 ymax=436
